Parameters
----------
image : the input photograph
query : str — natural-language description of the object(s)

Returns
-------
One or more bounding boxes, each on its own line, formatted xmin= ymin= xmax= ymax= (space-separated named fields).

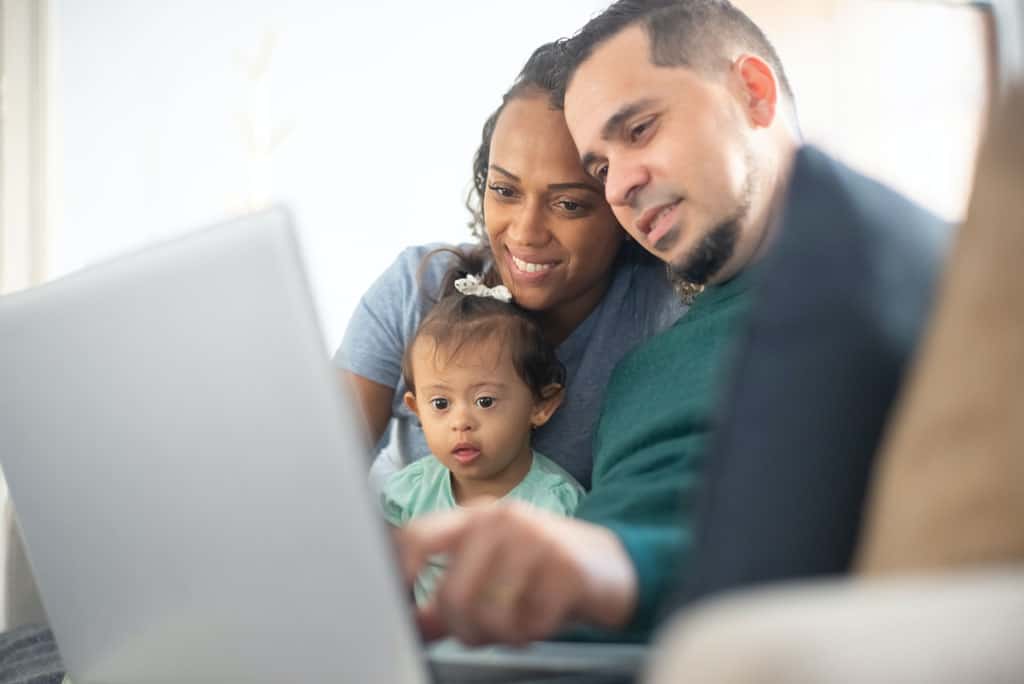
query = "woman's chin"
xmin=506 ymin=288 xmax=556 ymax=312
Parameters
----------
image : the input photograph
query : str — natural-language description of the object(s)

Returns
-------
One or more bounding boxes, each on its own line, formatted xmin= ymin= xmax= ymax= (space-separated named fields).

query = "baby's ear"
xmin=530 ymin=384 xmax=564 ymax=428
xmin=403 ymin=391 xmax=419 ymax=416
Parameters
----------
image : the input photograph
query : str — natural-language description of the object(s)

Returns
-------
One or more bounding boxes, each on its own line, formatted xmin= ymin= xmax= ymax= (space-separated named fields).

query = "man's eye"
xmin=630 ymin=118 xmax=654 ymax=142
xmin=430 ymin=398 xmax=449 ymax=410
xmin=557 ymin=199 xmax=584 ymax=212
xmin=475 ymin=396 xmax=495 ymax=409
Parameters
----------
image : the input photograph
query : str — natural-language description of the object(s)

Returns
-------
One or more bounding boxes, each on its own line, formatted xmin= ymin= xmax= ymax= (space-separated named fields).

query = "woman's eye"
xmin=430 ymin=398 xmax=449 ymax=410
xmin=594 ymin=164 xmax=609 ymax=185
xmin=475 ymin=396 xmax=495 ymax=409
xmin=488 ymin=183 xmax=515 ymax=199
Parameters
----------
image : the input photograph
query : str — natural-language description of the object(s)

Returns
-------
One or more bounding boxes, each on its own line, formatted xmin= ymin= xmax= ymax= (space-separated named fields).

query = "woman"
xmin=335 ymin=43 xmax=685 ymax=490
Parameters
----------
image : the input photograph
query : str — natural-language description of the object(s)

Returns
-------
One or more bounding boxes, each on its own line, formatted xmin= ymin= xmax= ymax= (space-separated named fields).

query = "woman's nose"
xmin=506 ymin=202 xmax=549 ymax=247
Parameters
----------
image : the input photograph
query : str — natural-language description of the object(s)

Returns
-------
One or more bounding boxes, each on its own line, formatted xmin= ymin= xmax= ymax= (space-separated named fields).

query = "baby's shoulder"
xmin=379 ymin=457 xmax=452 ymax=524
xmin=519 ymin=452 xmax=586 ymax=515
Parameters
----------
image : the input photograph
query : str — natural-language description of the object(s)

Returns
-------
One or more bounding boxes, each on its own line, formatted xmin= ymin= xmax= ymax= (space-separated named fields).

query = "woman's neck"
xmin=536 ymin=272 xmax=614 ymax=347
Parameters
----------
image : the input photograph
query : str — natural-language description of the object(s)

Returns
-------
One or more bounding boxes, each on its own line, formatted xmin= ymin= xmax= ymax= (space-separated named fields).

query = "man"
xmin=400 ymin=0 xmax=942 ymax=645
xmin=399 ymin=0 xmax=799 ymax=646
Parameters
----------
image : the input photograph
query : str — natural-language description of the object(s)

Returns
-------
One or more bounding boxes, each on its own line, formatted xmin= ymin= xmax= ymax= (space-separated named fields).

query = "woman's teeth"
xmin=512 ymin=255 xmax=554 ymax=273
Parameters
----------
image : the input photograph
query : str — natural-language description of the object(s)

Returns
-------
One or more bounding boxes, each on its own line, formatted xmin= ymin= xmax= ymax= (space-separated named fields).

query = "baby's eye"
xmin=475 ymin=396 xmax=495 ymax=409
xmin=430 ymin=397 xmax=449 ymax=410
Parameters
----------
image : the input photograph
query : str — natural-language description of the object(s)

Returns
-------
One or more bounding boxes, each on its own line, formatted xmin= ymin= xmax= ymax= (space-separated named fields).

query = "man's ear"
xmin=530 ymin=384 xmax=564 ymax=429
xmin=403 ymin=391 xmax=419 ymax=417
xmin=733 ymin=54 xmax=778 ymax=128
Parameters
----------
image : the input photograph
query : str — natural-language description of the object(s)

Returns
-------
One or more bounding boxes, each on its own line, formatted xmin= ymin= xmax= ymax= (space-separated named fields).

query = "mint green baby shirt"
xmin=380 ymin=451 xmax=584 ymax=603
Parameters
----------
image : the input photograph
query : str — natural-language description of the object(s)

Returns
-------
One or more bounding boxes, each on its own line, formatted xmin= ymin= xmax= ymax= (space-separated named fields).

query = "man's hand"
xmin=395 ymin=501 xmax=637 ymax=645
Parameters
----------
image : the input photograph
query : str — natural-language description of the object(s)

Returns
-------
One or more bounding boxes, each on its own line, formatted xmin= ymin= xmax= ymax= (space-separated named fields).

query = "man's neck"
xmin=708 ymin=137 xmax=798 ymax=287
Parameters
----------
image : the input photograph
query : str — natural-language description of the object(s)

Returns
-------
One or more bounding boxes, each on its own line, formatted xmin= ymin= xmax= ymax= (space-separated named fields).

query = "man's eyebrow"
xmin=602 ymin=99 xmax=657 ymax=141
xmin=489 ymin=164 xmax=520 ymax=182
xmin=579 ymin=98 xmax=658 ymax=170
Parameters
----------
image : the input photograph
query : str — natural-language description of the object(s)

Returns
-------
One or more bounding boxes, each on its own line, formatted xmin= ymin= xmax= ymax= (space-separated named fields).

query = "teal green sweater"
xmin=574 ymin=269 xmax=754 ymax=640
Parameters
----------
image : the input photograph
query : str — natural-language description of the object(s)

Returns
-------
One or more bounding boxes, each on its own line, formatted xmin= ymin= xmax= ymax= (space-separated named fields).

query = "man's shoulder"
xmin=611 ymin=283 xmax=748 ymax=375
xmin=782 ymin=145 xmax=950 ymax=333
xmin=789 ymin=146 xmax=949 ymax=254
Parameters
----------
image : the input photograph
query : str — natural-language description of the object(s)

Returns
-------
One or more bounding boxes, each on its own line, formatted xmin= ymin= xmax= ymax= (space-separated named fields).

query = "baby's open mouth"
xmin=452 ymin=445 xmax=481 ymax=464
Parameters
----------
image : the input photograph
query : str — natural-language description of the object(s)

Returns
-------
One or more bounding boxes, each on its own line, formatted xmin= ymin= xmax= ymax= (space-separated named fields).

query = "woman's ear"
xmin=530 ymin=384 xmax=564 ymax=429
xmin=403 ymin=391 xmax=419 ymax=417
xmin=733 ymin=54 xmax=778 ymax=128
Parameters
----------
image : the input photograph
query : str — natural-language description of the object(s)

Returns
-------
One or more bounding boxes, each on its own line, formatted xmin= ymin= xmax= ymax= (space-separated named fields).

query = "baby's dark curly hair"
xmin=402 ymin=248 xmax=565 ymax=401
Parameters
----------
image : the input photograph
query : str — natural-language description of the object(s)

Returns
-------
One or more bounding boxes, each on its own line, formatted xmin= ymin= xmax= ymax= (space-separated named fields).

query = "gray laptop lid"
xmin=0 ymin=208 xmax=430 ymax=683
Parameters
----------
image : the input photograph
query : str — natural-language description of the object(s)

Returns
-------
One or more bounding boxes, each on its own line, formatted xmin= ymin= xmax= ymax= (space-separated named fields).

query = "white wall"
xmin=53 ymin=0 xmax=610 ymax=352
xmin=52 ymin=1 xmax=989 ymax=352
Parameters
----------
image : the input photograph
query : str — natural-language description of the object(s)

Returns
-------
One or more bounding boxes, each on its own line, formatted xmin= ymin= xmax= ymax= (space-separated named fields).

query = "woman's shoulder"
xmin=384 ymin=241 xmax=483 ymax=294
xmin=614 ymin=242 xmax=671 ymax=289
xmin=387 ymin=241 xmax=467 ymax=276
xmin=609 ymin=242 xmax=687 ymax=329
xmin=353 ymin=240 xmax=482 ymax=314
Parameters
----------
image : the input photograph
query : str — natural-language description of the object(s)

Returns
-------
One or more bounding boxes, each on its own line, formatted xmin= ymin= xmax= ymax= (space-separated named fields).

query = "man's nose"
xmin=604 ymin=155 xmax=648 ymax=209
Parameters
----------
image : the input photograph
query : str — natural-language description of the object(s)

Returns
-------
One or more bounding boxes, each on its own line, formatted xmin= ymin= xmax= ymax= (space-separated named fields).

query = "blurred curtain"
xmin=1 ymin=0 xmax=54 ymax=629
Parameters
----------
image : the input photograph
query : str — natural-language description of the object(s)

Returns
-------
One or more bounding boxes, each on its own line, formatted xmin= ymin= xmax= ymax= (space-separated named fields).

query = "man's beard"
xmin=667 ymin=216 xmax=740 ymax=285
xmin=665 ymin=163 xmax=755 ymax=286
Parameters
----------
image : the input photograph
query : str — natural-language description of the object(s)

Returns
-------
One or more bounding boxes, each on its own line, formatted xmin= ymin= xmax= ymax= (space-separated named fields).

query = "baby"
xmin=380 ymin=250 xmax=584 ymax=603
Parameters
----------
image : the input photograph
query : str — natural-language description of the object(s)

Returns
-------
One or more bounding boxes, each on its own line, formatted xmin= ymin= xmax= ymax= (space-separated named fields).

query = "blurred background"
xmin=1 ymin=0 xmax=991 ymax=350
xmin=0 ymin=0 xmax=1001 ymax=633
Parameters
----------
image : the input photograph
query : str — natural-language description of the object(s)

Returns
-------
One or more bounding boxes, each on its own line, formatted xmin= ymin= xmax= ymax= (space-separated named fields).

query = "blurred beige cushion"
xmin=856 ymin=82 xmax=1024 ymax=573
xmin=645 ymin=569 xmax=1024 ymax=684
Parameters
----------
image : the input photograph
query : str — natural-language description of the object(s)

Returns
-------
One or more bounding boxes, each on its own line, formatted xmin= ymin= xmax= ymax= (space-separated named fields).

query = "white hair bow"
xmin=453 ymin=274 xmax=513 ymax=303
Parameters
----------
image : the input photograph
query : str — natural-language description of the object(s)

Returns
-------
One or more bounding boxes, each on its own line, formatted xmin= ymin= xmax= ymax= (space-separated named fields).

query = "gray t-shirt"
xmin=334 ymin=242 xmax=685 ymax=490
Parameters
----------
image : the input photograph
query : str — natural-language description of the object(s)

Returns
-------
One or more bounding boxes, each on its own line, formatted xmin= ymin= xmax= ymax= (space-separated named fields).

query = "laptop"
xmin=0 ymin=208 xmax=644 ymax=683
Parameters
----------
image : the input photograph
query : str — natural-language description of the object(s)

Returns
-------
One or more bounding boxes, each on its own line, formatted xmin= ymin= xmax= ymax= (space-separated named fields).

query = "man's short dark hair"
xmin=555 ymin=0 xmax=796 ymax=110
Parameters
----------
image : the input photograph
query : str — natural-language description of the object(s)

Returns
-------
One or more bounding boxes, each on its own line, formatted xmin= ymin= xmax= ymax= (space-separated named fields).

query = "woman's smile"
xmin=505 ymin=247 xmax=561 ymax=284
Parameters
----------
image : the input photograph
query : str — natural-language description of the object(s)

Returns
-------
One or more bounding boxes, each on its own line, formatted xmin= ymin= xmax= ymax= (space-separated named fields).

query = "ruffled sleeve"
xmin=547 ymin=479 xmax=585 ymax=516
xmin=379 ymin=460 xmax=427 ymax=526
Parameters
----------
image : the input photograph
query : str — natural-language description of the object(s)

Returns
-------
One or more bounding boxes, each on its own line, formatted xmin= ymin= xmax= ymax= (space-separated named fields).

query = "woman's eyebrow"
xmin=492 ymin=163 xmax=599 ymax=194
xmin=548 ymin=181 xmax=602 ymax=194
xmin=489 ymin=164 xmax=520 ymax=181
